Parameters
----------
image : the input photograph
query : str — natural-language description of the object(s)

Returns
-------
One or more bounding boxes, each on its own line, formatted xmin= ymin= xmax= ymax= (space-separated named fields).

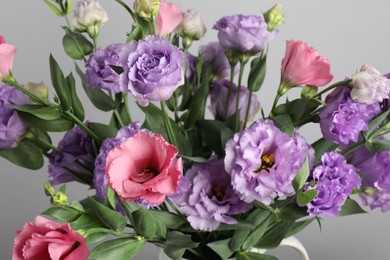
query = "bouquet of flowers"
xmin=2 ymin=0 xmax=390 ymax=259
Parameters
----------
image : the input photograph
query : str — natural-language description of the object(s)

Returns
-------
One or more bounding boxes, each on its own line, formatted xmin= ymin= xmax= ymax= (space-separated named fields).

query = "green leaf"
xmin=248 ymin=54 xmax=267 ymax=92
xmin=312 ymin=138 xmax=338 ymax=164
xmin=364 ymin=109 xmax=390 ymax=139
xmin=297 ymin=189 xmax=318 ymax=207
xmin=179 ymin=155 xmax=208 ymax=163
xmin=89 ymin=237 xmax=145 ymax=260
xmin=163 ymin=231 xmax=199 ymax=260
xmin=106 ymin=186 xmax=116 ymax=210
xmin=286 ymin=218 xmax=314 ymax=237
xmin=366 ymin=139 xmax=390 ymax=153
xmin=87 ymin=197 xmax=127 ymax=232
xmin=88 ymin=122 xmax=117 ymax=140
xmin=19 ymin=112 xmax=74 ymax=132
xmin=41 ymin=206 xmax=80 ymax=222
xmin=197 ymin=120 xmax=234 ymax=157
xmin=242 ymin=215 xmax=272 ymax=250
xmin=63 ymin=28 xmax=93 ymax=60
xmin=29 ymin=128 xmax=53 ymax=152
xmin=277 ymin=203 xmax=308 ymax=221
xmin=338 ymin=198 xmax=367 ymax=216
xmin=50 ymin=54 xmax=71 ymax=110
xmin=116 ymin=199 xmax=140 ymax=224
xmin=236 ymin=252 xmax=278 ymax=260
xmin=301 ymin=85 xmax=318 ymax=98
xmin=271 ymin=114 xmax=294 ymax=137
xmin=65 ymin=0 xmax=73 ymax=15
xmin=75 ymin=64 xmax=116 ymax=111
xmin=66 ymin=73 xmax=85 ymax=121
xmin=127 ymin=24 xmax=144 ymax=42
xmin=254 ymin=221 xmax=294 ymax=249
xmin=43 ymin=0 xmax=64 ymax=16
xmin=292 ymin=156 xmax=310 ymax=193
xmin=11 ymin=105 xmax=61 ymax=120
xmin=216 ymin=219 xmax=255 ymax=231
xmin=0 ymin=139 xmax=44 ymax=170
xmin=132 ymin=207 xmax=157 ymax=238
xmin=84 ymin=228 xmax=129 ymax=244
xmin=70 ymin=213 xmax=103 ymax=230
xmin=207 ymin=239 xmax=234 ymax=259
xmin=150 ymin=210 xmax=186 ymax=229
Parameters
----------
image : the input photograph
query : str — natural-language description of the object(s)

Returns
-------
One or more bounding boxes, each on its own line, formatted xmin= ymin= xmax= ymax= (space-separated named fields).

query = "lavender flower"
xmin=200 ymin=42 xmax=236 ymax=79
xmin=224 ymin=119 xmax=314 ymax=205
xmin=171 ymin=159 xmax=251 ymax=231
xmin=307 ymin=152 xmax=361 ymax=217
xmin=209 ymin=79 xmax=260 ymax=122
xmin=120 ymin=35 xmax=185 ymax=106
xmin=0 ymin=84 xmax=29 ymax=149
xmin=86 ymin=43 xmax=125 ymax=93
xmin=213 ymin=15 xmax=276 ymax=54
xmin=48 ymin=126 xmax=95 ymax=186
xmin=319 ymin=86 xmax=381 ymax=145
xmin=185 ymin=52 xmax=197 ymax=83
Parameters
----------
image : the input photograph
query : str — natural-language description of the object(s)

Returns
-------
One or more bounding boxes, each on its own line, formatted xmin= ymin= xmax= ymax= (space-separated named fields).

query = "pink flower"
xmin=106 ymin=131 xmax=182 ymax=205
xmin=281 ymin=40 xmax=333 ymax=87
xmin=0 ymin=34 xmax=16 ymax=79
xmin=156 ymin=0 xmax=184 ymax=35
xmin=13 ymin=216 xmax=89 ymax=260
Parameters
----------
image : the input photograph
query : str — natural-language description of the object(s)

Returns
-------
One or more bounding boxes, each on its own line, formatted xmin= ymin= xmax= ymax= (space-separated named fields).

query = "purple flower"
xmin=209 ymin=79 xmax=260 ymax=122
xmin=120 ymin=35 xmax=185 ymax=106
xmin=319 ymin=86 xmax=382 ymax=145
xmin=213 ymin=15 xmax=276 ymax=54
xmin=349 ymin=146 xmax=390 ymax=212
xmin=225 ymin=119 xmax=314 ymax=205
xmin=0 ymin=84 xmax=29 ymax=149
xmin=86 ymin=43 xmax=125 ymax=93
xmin=171 ymin=159 xmax=251 ymax=231
xmin=94 ymin=122 xmax=141 ymax=200
xmin=185 ymin=52 xmax=197 ymax=83
xmin=200 ymin=42 xmax=237 ymax=79
xmin=307 ymin=152 xmax=361 ymax=217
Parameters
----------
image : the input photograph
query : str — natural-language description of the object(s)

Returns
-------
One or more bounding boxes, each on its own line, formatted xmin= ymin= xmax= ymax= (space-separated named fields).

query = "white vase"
xmin=158 ymin=236 xmax=309 ymax=260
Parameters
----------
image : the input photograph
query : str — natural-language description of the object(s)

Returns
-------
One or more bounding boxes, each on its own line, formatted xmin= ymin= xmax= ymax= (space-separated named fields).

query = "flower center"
xmin=255 ymin=154 xmax=275 ymax=173
xmin=212 ymin=186 xmax=225 ymax=201
xmin=131 ymin=168 xmax=157 ymax=183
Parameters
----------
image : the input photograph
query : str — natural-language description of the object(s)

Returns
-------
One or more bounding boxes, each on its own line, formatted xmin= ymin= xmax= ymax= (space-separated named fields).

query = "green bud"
xmin=134 ymin=0 xmax=160 ymax=19
xmin=44 ymin=183 xmax=55 ymax=197
xmin=25 ymin=82 xmax=49 ymax=103
xmin=263 ymin=3 xmax=284 ymax=32
xmin=53 ymin=191 xmax=68 ymax=206
xmin=301 ymin=85 xmax=319 ymax=98
xmin=363 ymin=187 xmax=377 ymax=196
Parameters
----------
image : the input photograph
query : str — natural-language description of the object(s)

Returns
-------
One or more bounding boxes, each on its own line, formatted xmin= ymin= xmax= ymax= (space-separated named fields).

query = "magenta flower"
xmin=281 ymin=40 xmax=333 ymax=87
xmin=156 ymin=0 xmax=184 ymax=35
xmin=0 ymin=34 xmax=16 ymax=79
xmin=13 ymin=216 xmax=89 ymax=260
xmin=106 ymin=130 xmax=182 ymax=205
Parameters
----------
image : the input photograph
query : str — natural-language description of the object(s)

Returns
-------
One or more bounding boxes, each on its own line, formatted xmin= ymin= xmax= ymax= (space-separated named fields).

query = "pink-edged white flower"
xmin=351 ymin=64 xmax=390 ymax=104
xmin=72 ymin=0 xmax=108 ymax=37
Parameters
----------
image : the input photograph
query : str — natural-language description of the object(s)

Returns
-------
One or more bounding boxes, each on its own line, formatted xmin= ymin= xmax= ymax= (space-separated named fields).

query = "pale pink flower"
xmin=13 ymin=216 xmax=89 ymax=260
xmin=0 ymin=34 xmax=16 ymax=79
xmin=281 ymin=40 xmax=333 ymax=87
xmin=106 ymin=131 xmax=182 ymax=205
xmin=156 ymin=0 xmax=184 ymax=35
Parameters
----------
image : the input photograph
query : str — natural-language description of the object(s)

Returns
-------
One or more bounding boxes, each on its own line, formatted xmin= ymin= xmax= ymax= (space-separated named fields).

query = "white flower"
xmin=176 ymin=9 xmax=206 ymax=41
xmin=72 ymin=0 xmax=108 ymax=37
xmin=351 ymin=64 xmax=390 ymax=104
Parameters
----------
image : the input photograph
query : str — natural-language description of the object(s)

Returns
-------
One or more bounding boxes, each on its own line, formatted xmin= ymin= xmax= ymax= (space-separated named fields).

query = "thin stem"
xmin=312 ymin=80 xmax=350 ymax=99
xmin=63 ymin=111 xmax=102 ymax=143
xmin=160 ymin=101 xmax=177 ymax=147
xmin=92 ymin=35 xmax=98 ymax=50
xmin=234 ymin=61 xmax=246 ymax=131
xmin=243 ymin=89 xmax=253 ymax=128
xmin=341 ymin=140 xmax=365 ymax=156
xmin=114 ymin=0 xmax=137 ymax=21
xmin=123 ymin=93 xmax=132 ymax=122
xmin=33 ymin=135 xmax=61 ymax=153
xmin=58 ymin=0 xmax=72 ymax=30
xmin=224 ymin=64 xmax=236 ymax=119
xmin=113 ymin=109 xmax=125 ymax=127
xmin=152 ymin=16 xmax=158 ymax=35
xmin=188 ymin=248 xmax=204 ymax=259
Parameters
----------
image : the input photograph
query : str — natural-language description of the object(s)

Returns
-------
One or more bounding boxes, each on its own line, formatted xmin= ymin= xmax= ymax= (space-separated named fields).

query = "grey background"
xmin=1 ymin=0 xmax=390 ymax=259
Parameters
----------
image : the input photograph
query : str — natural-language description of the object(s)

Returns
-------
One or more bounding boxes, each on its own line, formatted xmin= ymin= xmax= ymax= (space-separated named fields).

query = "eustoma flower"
xmin=172 ymin=159 xmax=251 ymax=231
xmin=156 ymin=0 xmax=184 ymax=35
xmin=120 ymin=35 xmax=185 ymax=106
xmin=12 ymin=216 xmax=89 ymax=260
xmin=200 ymin=42 xmax=237 ymax=79
xmin=72 ymin=0 xmax=108 ymax=37
xmin=133 ymin=0 xmax=160 ymax=18
xmin=306 ymin=152 xmax=361 ymax=217
xmin=0 ymin=34 xmax=16 ymax=79
xmin=225 ymin=119 xmax=314 ymax=205
xmin=104 ymin=123 xmax=183 ymax=205
xmin=176 ymin=10 xmax=207 ymax=41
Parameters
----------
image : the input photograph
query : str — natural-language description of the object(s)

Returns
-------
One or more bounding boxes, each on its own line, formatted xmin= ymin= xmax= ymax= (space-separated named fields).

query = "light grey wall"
xmin=1 ymin=0 xmax=390 ymax=259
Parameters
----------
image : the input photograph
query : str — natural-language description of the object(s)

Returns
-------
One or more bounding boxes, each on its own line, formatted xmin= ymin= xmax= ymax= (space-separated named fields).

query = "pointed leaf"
xmin=66 ymin=73 xmax=85 ymax=121
xmin=19 ymin=112 xmax=74 ymax=132
xmin=87 ymin=197 xmax=127 ymax=232
xmin=0 ymin=140 xmax=44 ymax=170
xmin=50 ymin=54 xmax=71 ymax=109
xmin=11 ymin=105 xmax=61 ymax=120
xmin=312 ymin=138 xmax=338 ymax=164
xmin=338 ymin=198 xmax=367 ymax=216
xmin=366 ymin=139 xmax=390 ymax=153
xmin=89 ymin=237 xmax=145 ymax=260
xmin=43 ymin=0 xmax=64 ymax=16
xmin=236 ymin=252 xmax=278 ymax=260
xmin=297 ymin=189 xmax=318 ymax=207
xmin=248 ymin=54 xmax=267 ymax=92
xmin=292 ymin=156 xmax=310 ymax=192
xmin=63 ymin=28 xmax=93 ymax=60
xmin=163 ymin=231 xmax=199 ymax=260
xmin=132 ymin=207 xmax=157 ymax=238
xmin=208 ymin=239 xmax=234 ymax=259
xmin=271 ymin=114 xmax=294 ymax=137
xmin=254 ymin=221 xmax=294 ymax=249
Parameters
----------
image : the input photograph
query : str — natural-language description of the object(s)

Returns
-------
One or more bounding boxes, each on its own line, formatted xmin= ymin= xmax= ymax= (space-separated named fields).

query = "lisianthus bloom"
xmin=185 ymin=52 xmax=197 ymax=83
xmin=213 ymin=15 xmax=276 ymax=54
xmin=86 ymin=43 xmax=125 ymax=93
xmin=306 ymin=152 xmax=361 ymax=217
xmin=0 ymin=83 xmax=29 ymax=149
xmin=209 ymin=79 xmax=260 ymax=122
xmin=120 ymin=35 xmax=185 ymax=106
xmin=200 ymin=42 xmax=237 ymax=79
xmin=12 ymin=216 xmax=89 ymax=260
xmin=176 ymin=9 xmax=207 ymax=41
xmin=351 ymin=64 xmax=390 ymax=104
xmin=48 ymin=125 xmax=94 ymax=186
xmin=72 ymin=0 xmax=108 ymax=37
xmin=105 ymin=127 xmax=182 ymax=205
xmin=156 ymin=0 xmax=184 ymax=35
xmin=319 ymin=86 xmax=381 ymax=145
xmin=0 ymin=34 xmax=16 ymax=79
xmin=281 ymin=40 xmax=333 ymax=87
xmin=133 ymin=0 xmax=160 ymax=18
xmin=349 ymin=146 xmax=390 ymax=212
xmin=171 ymin=159 xmax=251 ymax=231
xmin=225 ymin=119 xmax=314 ymax=205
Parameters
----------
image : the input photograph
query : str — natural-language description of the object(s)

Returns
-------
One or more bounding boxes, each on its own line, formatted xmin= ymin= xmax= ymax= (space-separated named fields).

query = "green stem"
xmin=113 ymin=109 xmax=125 ymax=127
xmin=58 ymin=0 xmax=72 ymax=30
xmin=312 ymin=80 xmax=350 ymax=99
xmin=25 ymin=132 xmax=61 ymax=153
xmin=187 ymin=248 xmax=204 ymax=259
xmin=123 ymin=93 xmax=132 ymax=122
xmin=243 ymin=89 xmax=253 ymax=128
xmin=63 ymin=111 xmax=102 ymax=143
xmin=341 ymin=140 xmax=365 ymax=156
xmin=165 ymin=198 xmax=183 ymax=217
xmin=92 ymin=35 xmax=98 ymax=50
xmin=152 ymin=16 xmax=158 ymax=35
xmin=114 ymin=0 xmax=137 ymax=21
xmin=224 ymin=64 xmax=236 ymax=119
xmin=160 ymin=101 xmax=177 ymax=147
xmin=234 ymin=61 xmax=246 ymax=131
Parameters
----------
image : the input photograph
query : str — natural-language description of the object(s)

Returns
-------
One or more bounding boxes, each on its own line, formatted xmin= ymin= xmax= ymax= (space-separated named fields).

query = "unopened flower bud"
xmin=44 ymin=183 xmax=55 ymax=197
xmin=363 ymin=187 xmax=377 ymax=196
xmin=25 ymin=82 xmax=48 ymax=103
xmin=53 ymin=192 xmax=68 ymax=206
xmin=134 ymin=0 xmax=160 ymax=19
xmin=176 ymin=10 xmax=207 ymax=41
xmin=72 ymin=0 xmax=108 ymax=37
xmin=263 ymin=3 xmax=284 ymax=32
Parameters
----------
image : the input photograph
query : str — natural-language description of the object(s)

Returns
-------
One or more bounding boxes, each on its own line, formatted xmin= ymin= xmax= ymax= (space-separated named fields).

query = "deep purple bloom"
xmin=307 ymin=152 xmax=361 ymax=217
xmin=0 ymin=84 xmax=29 ymax=149
xmin=209 ymin=79 xmax=260 ymax=122
xmin=171 ymin=159 xmax=251 ymax=231
xmin=86 ymin=43 xmax=125 ymax=93
xmin=319 ymin=86 xmax=381 ymax=145
xmin=200 ymin=42 xmax=237 ymax=79
xmin=213 ymin=15 xmax=276 ymax=54
xmin=120 ymin=35 xmax=185 ymax=106
xmin=48 ymin=125 xmax=95 ymax=186
xmin=225 ymin=119 xmax=314 ymax=205
xmin=349 ymin=146 xmax=390 ymax=212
